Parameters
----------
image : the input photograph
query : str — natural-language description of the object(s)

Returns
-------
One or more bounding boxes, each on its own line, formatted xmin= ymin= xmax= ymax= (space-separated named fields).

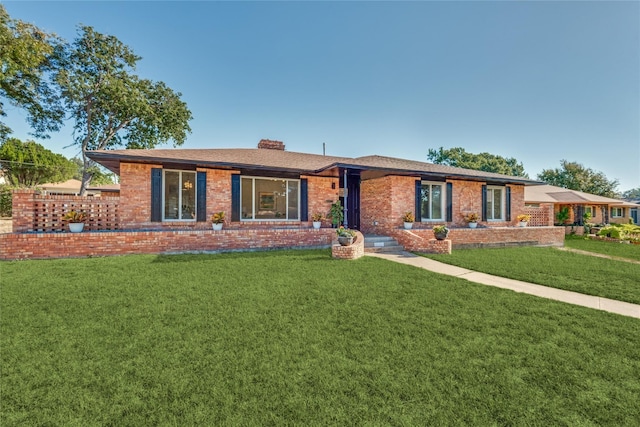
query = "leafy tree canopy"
xmin=537 ymin=160 xmax=619 ymax=198
xmin=0 ymin=137 xmax=75 ymax=186
xmin=70 ymin=157 xmax=115 ymax=185
xmin=55 ymin=25 xmax=192 ymax=194
xmin=621 ymin=187 xmax=640 ymax=200
xmin=426 ymin=147 xmax=529 ymax=177
xmin=0 ymin=5 xmax=64 ymax=140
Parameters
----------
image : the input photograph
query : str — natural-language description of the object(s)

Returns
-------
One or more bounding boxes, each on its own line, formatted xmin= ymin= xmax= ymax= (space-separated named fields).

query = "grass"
xmin=565 ymin=234 xmax=640 ymax=261
xmin=422 ymin=244 xmax=640 ymax=305
xmin=2 ymin=250 xmax=640 ymax=425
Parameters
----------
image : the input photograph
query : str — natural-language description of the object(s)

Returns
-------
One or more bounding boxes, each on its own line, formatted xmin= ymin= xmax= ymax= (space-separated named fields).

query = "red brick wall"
xmin=361 ymin=177 xmax=529 ymax=233
xmin=119 ymin=162 xmax=161 ymax=229
xmin=388 ymin=226 xmax=564 ymax=251
xmin=0 ymin=228 xmax=335 ymax=260
xmin=305 ymin=175 xmax=340 ymax=227
xmin=11 ymin=190 xmax=119 ymax=233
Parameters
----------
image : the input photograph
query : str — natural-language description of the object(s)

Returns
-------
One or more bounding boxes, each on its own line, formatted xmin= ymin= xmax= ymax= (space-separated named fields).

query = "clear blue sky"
xmin=4 ymin=1 xmax=639 ymax=191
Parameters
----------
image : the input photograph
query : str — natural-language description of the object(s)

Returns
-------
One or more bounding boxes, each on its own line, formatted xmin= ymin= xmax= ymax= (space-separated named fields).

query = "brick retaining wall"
xmin=0 ymin=228 xmax=335 ymax=260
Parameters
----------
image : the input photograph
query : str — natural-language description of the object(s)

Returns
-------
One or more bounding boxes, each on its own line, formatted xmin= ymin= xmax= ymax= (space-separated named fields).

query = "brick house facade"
xmin=1 ymin=140 xmax=564 ymax=259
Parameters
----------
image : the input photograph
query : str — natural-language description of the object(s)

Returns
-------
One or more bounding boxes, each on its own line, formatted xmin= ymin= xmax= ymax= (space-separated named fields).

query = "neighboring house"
xmin=39 ymin=179 xmax=120 ymax=196
xmin=86 ymin=139 xmax=541 ymax=233
xmin=524 ymin=184 xmax=638 ymax=225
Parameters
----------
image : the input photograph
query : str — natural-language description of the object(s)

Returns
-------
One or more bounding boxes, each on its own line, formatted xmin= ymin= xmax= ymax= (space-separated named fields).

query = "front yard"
xmin=423 ymin=242 xmax=640 ymax=304
xmin=2 ymin=250 xmax=639 ymax=425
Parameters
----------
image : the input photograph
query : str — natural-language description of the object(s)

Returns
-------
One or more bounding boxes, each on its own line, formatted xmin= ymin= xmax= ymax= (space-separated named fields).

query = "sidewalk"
xmin=367 ymin=251 xmax=640 ymax=319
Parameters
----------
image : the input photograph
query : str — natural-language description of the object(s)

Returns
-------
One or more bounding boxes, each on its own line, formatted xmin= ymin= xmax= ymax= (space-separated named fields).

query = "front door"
xmin=339 ymin=170 xmax=361 ymax=230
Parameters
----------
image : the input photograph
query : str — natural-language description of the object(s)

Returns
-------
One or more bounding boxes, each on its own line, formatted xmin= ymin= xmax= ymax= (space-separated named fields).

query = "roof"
xmin=525 ymin=184 xmax=638 ymax=207
xmin=39 ymin=179 xmax=82 ymax=191
xmin=87 ymin=147 xmax=541 ymax=185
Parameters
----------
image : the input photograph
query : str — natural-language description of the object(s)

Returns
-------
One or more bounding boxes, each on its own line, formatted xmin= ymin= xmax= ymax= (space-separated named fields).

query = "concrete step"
xmin=363 ymin=235 xmax=405 ymax=253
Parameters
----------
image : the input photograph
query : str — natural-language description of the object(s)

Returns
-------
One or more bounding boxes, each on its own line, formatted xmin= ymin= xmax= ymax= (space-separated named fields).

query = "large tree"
xmin=70 ymin=157 xmax=115 ymax=185
xmin=620 ymin=187 xmax=640 ymax=200
xmin=0 ymin=5 xmax=64 ymax=140
xmin=0 ymin=137 xmax=75 ymax=186
xmin=55 ymin=25 xmax=192 ymax=194
xmin=537 ymin=160 xmax=619 ymax=198
xmin=426 ymin=147 xmax=529 ymax=177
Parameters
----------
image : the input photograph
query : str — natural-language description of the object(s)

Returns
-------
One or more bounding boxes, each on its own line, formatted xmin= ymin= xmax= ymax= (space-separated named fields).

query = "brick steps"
xmin=364 ymin=235 xmax=405 ymax=253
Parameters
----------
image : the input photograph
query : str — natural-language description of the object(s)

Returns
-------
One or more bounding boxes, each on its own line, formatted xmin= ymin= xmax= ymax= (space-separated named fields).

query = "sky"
xmin=3 ymin=1 xmax=639 ymax=191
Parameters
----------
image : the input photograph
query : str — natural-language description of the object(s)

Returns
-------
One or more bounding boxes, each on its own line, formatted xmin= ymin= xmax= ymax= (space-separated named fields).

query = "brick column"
xmin=12 ymin=189 xmax=36 ymax=232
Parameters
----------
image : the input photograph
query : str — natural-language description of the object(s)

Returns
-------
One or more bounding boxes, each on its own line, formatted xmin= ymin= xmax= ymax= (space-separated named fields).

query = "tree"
xmin=0 ymin=5 xmax=64 ymax=140
xmin=621 ymin=187 xmax=640 ymax=200
xmin=0 ymin=137 xmax=76 ymax=186
xmin=70 ymin=157 xmax=115 ymax=185
xmin=426 ymin=147 xmax=529 ymax=177
xmin=537 ymin=160 xmax=619 ymax=198
xmin=54 ymin=25 xmax=192 ymax=194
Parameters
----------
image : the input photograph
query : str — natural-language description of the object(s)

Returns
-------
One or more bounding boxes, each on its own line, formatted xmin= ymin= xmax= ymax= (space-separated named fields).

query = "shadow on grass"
xmin=150 ymin=248 xmax=333 ymax=264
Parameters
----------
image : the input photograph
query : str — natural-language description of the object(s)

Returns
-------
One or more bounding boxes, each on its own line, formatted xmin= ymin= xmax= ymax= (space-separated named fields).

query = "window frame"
xmin=420 ymin=181 xmax=445 ymax=221
xmin=611 ymin=207 xmax=624 ymax=218
xmin=485 ymin=185 xmax=505 ymax=221
xmin=162 ymin=169 xmax=197 ymax=222
xmin=240 ymin=176 xmax=301 ymax=221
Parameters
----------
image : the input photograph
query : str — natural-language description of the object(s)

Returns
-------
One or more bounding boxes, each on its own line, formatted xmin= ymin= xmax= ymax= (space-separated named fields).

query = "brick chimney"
xmin=257 ymin=139 xmax=285 ymax=150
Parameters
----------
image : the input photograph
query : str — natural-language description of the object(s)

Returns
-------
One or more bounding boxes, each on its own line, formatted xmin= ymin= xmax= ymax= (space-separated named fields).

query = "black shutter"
xmin=415 ymin=180 xmax=422 ymax=222
xmin=231 ymin=174 xmax=240 ymax=222
xmin=505 ymin=186 xmax=511 ymax=222
xmin=481 ymin=185 xmax=487 ymax=222
xmin=300 ymin=179 xmax=308 ymax=221
xmin=196 ymin=171 xmax=206 ymax=222
xmin=151 ymin=168 xmax=162 ymax=222
xmin=446 ymin=182 xmax=453 ymax=222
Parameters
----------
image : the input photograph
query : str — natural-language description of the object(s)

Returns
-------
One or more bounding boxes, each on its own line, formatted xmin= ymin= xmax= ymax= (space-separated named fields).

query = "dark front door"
xmin=339 ymin=170 xmax=360 ymax=230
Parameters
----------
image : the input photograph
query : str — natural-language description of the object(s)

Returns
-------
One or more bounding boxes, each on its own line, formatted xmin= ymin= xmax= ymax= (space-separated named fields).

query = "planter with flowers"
xmin=464 ymin=212 xmax=479 ymax=228
xmin=517 ymin=214 xmax=531 ymax=227
xmin=311 ymin=212 xmax=323 ymax=229
xmin=433 ymin=225 xmax=450 ymax=240
xmin=63 ymin=210 xmax=87 ymax=233
xmin=402 ymin=211 xmax=415 ymax=229
xmin=211 ymin=211 xmax=225 ymax=230
xmin=336 ymin=226 xmax=357 ymax=246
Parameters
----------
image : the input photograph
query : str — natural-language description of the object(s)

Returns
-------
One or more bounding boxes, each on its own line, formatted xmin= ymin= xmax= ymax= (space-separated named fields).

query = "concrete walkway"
xmin=367 ymin=251 xmax=640 ymax=319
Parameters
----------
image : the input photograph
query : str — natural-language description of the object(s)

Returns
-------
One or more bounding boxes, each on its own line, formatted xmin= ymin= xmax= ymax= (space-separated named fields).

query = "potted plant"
xmin=329 ymin=200 xmax=344 ymax=228
xmin=464 ymin=212 xmax=479 ymax=228
xmin=402 ymin=211 xmax=414 ymax=229
xmin=62 ymin=210 xmax=87 ymax=233
xmin=311 ymin=212 xmax=323 ymax=229
xmin=432 ymin=225 xmax=449 ymax=240
xmin=517 ymin=214 xmax=531 ymax=227
xmin=211 ymin=211 xmax=225 ymax=230
xmin=336 ymin=226 xmax=356 ymax=246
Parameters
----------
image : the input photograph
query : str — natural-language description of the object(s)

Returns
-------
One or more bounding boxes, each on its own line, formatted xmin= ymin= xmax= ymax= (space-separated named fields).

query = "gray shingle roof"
xmin=87 ymin=148 xmax=541 ymax=185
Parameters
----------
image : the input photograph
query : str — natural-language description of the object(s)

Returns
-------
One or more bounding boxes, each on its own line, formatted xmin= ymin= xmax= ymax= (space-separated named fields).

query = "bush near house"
xmin=0 ymin=185 xmax=13 ymax=217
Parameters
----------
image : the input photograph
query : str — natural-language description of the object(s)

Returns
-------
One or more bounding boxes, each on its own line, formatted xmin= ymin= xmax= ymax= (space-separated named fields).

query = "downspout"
xmin=343 ymin=169 xmax=348 ymax=227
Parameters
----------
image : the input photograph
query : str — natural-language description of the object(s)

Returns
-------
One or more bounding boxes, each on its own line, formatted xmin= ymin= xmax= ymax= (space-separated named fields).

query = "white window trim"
xmin=420 ymin=181 xmax=445 ymax=221
xmin=162 ymin=169 xmax=197 ymax=222
xmin=241 ymin=176 xmax=301 ymax=222
xmin=486 ymin=185 xmax=505 ymax=221
xmin=611 ymin=207 xmax=624 ymax=218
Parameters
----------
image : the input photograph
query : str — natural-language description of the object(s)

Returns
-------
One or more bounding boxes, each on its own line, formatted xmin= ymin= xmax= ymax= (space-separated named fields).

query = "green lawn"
xmin=2 ymin=250 xmax=640 ymax=425
xmin=565 ymin=234 xmax=640 ymax=261
xmin=422 ymin=245 xmax=640 ymax=304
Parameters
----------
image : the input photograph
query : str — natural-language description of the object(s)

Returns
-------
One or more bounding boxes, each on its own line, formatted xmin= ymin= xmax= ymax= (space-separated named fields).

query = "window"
xmin=585 ymin=206 xmax=597 ymax=218
xmin=485 ymin=186 xmax=504 ymax=220
xmin=163 ymin=170 xmax=196 ymax=220
xmin=611 ymin=207 xmax=624 ymax=218
xmin=421 ymin=182 xmax=444 ymax=220
xmin=241 ymin=177 xmax=299 ymax=220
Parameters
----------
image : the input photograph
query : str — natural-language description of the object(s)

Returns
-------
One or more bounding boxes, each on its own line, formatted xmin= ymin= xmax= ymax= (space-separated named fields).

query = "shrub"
xmin=0 ymin=185 xmax=12 ymax=217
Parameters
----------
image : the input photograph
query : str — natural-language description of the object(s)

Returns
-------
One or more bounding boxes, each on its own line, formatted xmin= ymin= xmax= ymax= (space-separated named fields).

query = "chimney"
xmin=258 ymin=139 xmax=285 ymax=151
